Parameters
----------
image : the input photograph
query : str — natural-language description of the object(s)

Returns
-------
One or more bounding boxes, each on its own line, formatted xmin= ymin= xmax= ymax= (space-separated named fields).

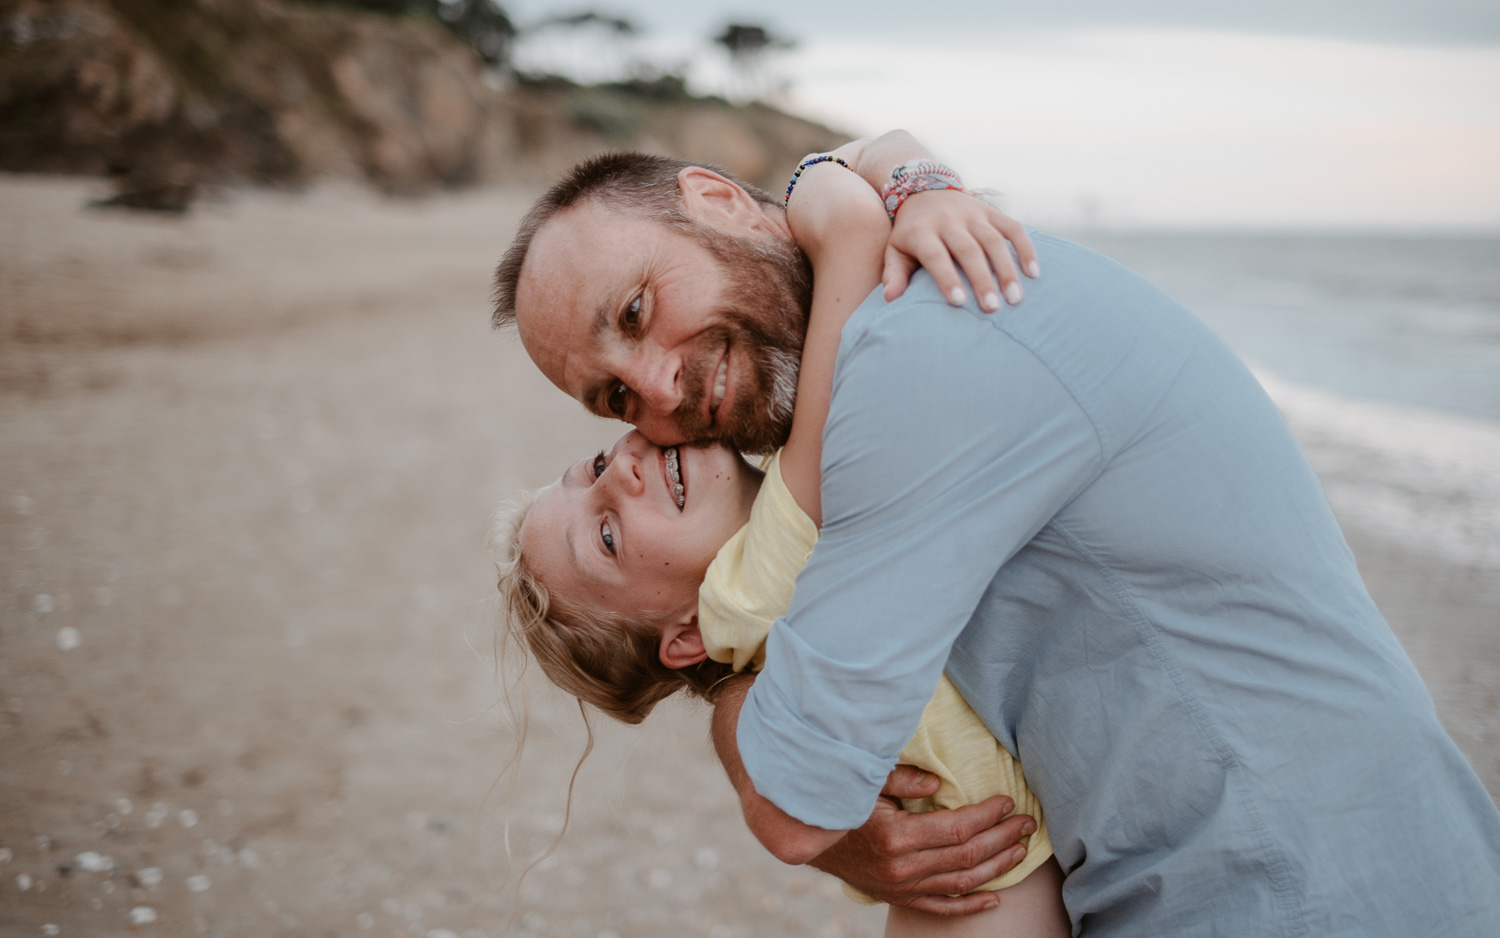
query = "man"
xmin=493 ymin=143 xmax=1500 ymax=934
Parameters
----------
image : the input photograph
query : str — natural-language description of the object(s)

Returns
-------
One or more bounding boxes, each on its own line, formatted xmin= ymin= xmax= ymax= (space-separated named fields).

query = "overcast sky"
xmin=505 ymin=1 xmax=1500 ymax=228
xmin=507 ymin=0 xmax=1500 ymax=46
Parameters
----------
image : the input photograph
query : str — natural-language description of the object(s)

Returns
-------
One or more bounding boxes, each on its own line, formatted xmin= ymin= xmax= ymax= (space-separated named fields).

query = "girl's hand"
xmin=883 ymin=189 xmax=1040 ymax=311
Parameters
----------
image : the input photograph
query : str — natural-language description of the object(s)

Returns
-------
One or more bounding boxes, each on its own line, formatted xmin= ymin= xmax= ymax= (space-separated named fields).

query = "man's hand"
xmin=809 ymin=765 xmax=1037 ymax=916
xmin=711 ymin=675 xmax=1035 ymax=916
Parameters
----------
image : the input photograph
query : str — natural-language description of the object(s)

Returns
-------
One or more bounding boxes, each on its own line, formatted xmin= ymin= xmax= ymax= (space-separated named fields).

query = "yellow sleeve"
xmin=697 ymin=450 xmax=818 ymax=672
xmin=843 ymin=676 xmax=1054 ymax=904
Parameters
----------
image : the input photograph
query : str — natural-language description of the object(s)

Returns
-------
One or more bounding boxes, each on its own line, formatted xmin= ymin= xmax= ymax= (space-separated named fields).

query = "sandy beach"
xmin=2 ymin=176 xmax=1495 ymax=938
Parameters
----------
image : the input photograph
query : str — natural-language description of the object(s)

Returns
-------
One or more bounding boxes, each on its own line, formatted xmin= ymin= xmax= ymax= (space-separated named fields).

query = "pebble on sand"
xmin=135 ymin=867 xmax=164 ymax=888
xmin=178 ymin=809 xmax=198 ymax=828
xmin=128 ymin=907 xmax=157 ymax=925
xmin=0 ymin=847 xmax=12 ymax=863
xmin=74 ymin=852 xmax=113 ymax=873
xmin=56 ymin=627 xmax=81 ymax=651
xmin=42 ymin=925 xmax=60 ymax=937
xmin=16 ymin=872 xmax=33 ymax=890
xmin=144 ymin=803 xmax=169 ymax=828
xmin=186 ymin=874 xmax=211 ymax=892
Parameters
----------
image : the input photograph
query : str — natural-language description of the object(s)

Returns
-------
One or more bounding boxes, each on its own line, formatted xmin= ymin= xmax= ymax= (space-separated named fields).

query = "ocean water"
xmin=1073 ymin=232 xmax=1500 ymax=568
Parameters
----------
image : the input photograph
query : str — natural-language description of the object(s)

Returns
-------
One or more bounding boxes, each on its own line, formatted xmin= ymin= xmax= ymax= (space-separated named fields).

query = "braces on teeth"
xmin=665 ymin=447 xmax=684 ymax=508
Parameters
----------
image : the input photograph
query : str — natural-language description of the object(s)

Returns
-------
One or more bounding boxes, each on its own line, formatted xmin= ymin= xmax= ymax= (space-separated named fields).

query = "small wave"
xmin=1253 ymin=367 xmax=1500 ymax=569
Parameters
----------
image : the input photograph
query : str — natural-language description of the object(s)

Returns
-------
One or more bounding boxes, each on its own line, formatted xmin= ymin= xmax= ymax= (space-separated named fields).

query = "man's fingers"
xmin=906 ymin=810 xmax=1038 ymax=882
xmin=898 ymin=794 xmax=1018 ymax=850
xmin=899 ymin=890 xmax=1001 ymax=917
xmin=911 ymin=841 xmax=1028 ymax=897
xmin=881 ymin=764 xmax=941 ymax=800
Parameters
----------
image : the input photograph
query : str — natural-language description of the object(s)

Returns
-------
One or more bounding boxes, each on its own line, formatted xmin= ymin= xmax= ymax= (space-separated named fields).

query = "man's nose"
xmin=626 ymin=348 xmax=683 ymax=416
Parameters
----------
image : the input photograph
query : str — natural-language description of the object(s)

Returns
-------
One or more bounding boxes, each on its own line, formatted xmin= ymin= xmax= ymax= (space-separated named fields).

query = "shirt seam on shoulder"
xmin=991 ymin=323 xmax=1114 ymax=466
xmin=842 ymin=304 xmax=1114 ymax=469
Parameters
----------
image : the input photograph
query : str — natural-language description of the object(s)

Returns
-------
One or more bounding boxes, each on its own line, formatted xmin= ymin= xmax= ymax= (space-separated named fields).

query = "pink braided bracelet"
xmin=881 ymin=159 xmax=967 ymax=219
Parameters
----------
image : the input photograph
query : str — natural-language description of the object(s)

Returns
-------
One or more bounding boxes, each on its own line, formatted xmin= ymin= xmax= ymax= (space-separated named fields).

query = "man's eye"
xmin=606 ymin=382 xmax=628 ymax=417
xmin=622 ymin=296 xmax=642 ymax=330
xmin=600 ymin=520 xmax=615 ymax=554
xmin=591 ymin=451 xmax=606 ymax=480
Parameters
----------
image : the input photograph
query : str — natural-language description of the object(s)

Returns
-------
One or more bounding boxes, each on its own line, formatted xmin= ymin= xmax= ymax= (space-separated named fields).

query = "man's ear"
xmin=658 ymin=618 xmax=709 ymax=670
xmin=676 ymin=166 xmax=767 ymax=235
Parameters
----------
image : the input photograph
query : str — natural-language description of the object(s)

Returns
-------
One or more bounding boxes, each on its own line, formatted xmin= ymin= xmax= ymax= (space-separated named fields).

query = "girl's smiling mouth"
xmin=663 ymin=446 xmax=686 ymax=510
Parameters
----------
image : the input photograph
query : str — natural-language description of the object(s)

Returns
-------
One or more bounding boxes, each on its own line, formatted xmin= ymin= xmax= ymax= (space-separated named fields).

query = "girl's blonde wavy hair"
xmin=490 ymin=491 xmax=738 ymax=725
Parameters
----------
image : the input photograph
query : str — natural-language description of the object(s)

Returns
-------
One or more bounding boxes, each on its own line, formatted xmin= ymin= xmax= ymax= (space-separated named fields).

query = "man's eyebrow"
xmin=591 ymin=293 xmax=616 ymax=340
xmin=593 ymin=263 xmax=648 ymax=341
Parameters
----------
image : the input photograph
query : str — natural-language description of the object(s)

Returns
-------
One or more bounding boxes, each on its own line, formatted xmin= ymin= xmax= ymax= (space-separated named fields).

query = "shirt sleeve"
xmin=736 ymin=290 xmax=1106 ymax=829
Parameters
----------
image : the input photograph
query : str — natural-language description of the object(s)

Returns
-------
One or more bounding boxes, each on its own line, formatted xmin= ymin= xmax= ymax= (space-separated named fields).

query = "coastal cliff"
xmin=0 ymin=0 xmax=848 ymax=202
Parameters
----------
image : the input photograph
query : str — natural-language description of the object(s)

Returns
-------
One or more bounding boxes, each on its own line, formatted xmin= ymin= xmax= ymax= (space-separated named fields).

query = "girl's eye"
xmin=591 ymin=451 xmax=607 ymax=480
xmin=622 ymin=296 xmax=642 ymax=330
xmin=600 ymin=520 xmax=615 ymax=554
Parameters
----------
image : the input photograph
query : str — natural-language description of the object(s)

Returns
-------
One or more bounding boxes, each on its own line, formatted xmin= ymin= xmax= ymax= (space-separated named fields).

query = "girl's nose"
xmin=604 ymin=449 xmax=645 ymax=497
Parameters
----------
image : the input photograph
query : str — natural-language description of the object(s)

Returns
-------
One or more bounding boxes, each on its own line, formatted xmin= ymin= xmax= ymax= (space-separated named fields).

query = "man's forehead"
xmin=515 ymin=203 xmax=660 ymax=378
xmin=522 ymin=200 xmax=653 ymax=287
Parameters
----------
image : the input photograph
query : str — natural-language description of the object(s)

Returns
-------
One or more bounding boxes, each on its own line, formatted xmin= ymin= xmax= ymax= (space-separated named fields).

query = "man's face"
xmin=514 ymin=198 xmax=811 ymax=453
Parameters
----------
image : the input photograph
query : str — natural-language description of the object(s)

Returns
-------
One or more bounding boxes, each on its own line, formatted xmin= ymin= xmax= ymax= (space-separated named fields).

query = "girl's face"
xmin=522 ymin=430 xmax=763 ymax=623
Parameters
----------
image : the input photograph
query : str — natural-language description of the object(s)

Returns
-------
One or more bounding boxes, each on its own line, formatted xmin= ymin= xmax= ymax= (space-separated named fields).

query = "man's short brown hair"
xmin=491 ymin=151 xmax=777 ymax=329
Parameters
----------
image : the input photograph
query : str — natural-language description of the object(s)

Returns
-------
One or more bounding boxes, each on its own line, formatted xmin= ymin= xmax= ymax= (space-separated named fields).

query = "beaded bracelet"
xmin=784 ymin=154 xmax=855 ymax=204
xmin=881 ymin=159 xmax=966 ymax=219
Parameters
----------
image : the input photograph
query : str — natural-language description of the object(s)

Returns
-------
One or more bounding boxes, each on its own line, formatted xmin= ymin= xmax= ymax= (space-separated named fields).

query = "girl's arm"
xmin=779 ymin=161 xmax=890 ymax=526
xmin=778 ymin=132 xmax=1039 ymax=525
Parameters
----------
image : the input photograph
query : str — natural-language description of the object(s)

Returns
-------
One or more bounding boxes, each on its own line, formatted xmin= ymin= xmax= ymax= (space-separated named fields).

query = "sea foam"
xmin=1255 ymin=368 xmax=1500 ymax=569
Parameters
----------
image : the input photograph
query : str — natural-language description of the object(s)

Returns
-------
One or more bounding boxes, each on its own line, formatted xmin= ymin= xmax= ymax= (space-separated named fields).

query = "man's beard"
xmin=670 ymin=221 xmax=813 ymax=454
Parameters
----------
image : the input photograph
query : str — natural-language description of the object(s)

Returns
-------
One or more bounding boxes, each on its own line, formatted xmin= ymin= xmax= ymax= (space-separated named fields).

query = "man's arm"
xmin=710 ymin=674 xmax=845 ymax=864
xmin=712 ymin=674 xmax=1038 ymax=914
xmin=708 ymin=672 xmax=1038 ymax=912
xmin=736 ymin=274 xmax=1104 ymax=830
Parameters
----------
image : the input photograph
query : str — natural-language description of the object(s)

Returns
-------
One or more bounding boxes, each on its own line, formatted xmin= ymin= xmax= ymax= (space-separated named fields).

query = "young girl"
xmin=494 ymin=135 xmax=1068 ymax=938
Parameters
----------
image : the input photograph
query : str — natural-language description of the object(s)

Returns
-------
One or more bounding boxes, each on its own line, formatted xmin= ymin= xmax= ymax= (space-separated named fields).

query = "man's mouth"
xmin=663 ymin=446 xmax=686 ymax=511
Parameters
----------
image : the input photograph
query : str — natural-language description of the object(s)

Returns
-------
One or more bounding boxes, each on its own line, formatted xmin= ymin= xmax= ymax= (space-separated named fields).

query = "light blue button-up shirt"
xmin=736 ymin=233 xmax=1500 ymax=935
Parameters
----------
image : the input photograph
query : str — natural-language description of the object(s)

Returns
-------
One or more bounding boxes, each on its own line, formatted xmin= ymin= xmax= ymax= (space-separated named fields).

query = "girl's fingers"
xmin=974 ymin=225 xmax=1023 ymax=305
xmin=912 ymin=235 xmax=966 ymax=306
xmin=882 ymin=244 xmax=919 ymax=301
xmin=989 ymin=208 xmax=1040 ymax=278
xmin=947 ymin=234 xmax=1002 ymax=312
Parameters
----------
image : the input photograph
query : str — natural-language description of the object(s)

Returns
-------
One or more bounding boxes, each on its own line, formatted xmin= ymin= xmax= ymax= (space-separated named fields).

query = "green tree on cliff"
xmin=713 ymin=22 xmax=795 ymax=103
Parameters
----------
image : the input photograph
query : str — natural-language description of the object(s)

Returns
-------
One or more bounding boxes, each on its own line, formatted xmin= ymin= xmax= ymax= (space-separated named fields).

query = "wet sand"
xmin=1 ymin=176 xmax=1495 ymax=938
